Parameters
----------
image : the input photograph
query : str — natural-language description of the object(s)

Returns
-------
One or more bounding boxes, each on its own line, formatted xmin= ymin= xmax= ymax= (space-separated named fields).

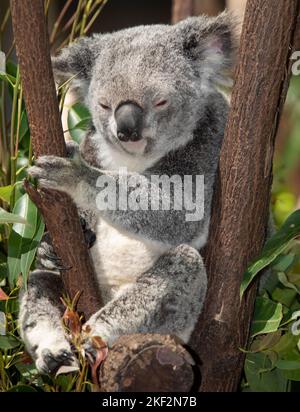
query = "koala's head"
xmin=53 ymin=13 xmax=236 ymax=161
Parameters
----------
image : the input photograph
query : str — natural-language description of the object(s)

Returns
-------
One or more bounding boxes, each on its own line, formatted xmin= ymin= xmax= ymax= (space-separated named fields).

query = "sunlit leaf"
xmin=20 ymin=216 xmax=45 ymax=284
xmin=241 ymin=210 xmax=300 ymax=297
xmin=251 ymin=297 xmax=283 ymax=337
xmin=7 ymin=194 xmax=38 ymax=286
xmin=0 ymin=185 xmax=14 ymax=205
xmin=67 ymin=102 xmax=91 ymax=143
xmin=0 ymin=207 xmax=28 ymax=225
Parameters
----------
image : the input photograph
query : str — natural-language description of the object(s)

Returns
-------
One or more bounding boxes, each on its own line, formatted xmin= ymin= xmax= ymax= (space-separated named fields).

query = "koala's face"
xmin=88 ymin=28 xmax=202 ymax=159
xmin=53 ymin=13 xmax=235 ymax=160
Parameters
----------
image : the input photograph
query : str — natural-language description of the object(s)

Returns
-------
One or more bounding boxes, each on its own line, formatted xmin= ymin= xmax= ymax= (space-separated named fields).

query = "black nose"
xmin=115 ymin=102 xmax=143 ymax=142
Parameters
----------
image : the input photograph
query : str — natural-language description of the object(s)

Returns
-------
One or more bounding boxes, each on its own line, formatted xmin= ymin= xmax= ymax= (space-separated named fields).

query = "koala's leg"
xmin=84 ymin=244 xmax=206 ymax=348
xmin=19 ymin=269 xmax=78 ymax=375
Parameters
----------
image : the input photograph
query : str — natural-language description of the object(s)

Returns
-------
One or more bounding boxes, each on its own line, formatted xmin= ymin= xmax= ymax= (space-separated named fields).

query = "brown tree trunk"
xmin=172 ymin=0 xmax=194 ymax=23
xmin=194 ymin=0 xmax=225 ymax=16
xmin=190 ymin=0 xmax=300 ymax=392
xmin=10 ymin=0 xmax=102 ymax=318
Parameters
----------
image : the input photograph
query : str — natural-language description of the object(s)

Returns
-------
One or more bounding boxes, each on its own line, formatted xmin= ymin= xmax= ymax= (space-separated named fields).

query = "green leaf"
xmin=0 ymin=71 xmax=15 ymax=87
xmin=241 ymin=210 xmax=300 ymax=297
xmin=7 ymin=385 xmax=38 ymax=392
xmin=273 ymin=254 xmax=297 ymax=272
xmin=0 ymin=185 xmax=14 ymax=205
xmin=0 ymin=207 xmax=28 ymax=225
xmin=251 ymin=297 xmax=283 ymax=337
xmin=276 ymin=359 xmax=300 ymax=370
xmin=272 ymin=287 xmax=297 ymax=307
xmin=19 ymin=111 xmax=29 ymax=141
xmin=272 ymin=332 xmax=300 ymax=357
xmin=0 ymin=263 xmax=7 ymax=280
xmin=20 ymin=216 xmax=45 ymax=284
xmin=6 ymin=60 xmax=17 ymax=78
xmin=278 ymin=272 xmax=300 ymax=293
xmin=244 ymin=352 xmax=288 ymax=392
xmin=0 ymin=334 xmax=21 ymax=350
xmin=67 ymin=102 xmax=91 ymax=143
xmin=7 ymin=194 xmax=38 ymax=286
xmin=250 ymin=330 xmax=282 ymax=353
xmin=13 ymin=194 xmax=37 ymax=238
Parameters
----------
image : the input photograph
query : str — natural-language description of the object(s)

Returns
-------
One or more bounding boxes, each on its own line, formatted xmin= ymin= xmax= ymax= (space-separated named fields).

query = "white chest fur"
xmin=90 ymin=219 xmax=169 ymax=303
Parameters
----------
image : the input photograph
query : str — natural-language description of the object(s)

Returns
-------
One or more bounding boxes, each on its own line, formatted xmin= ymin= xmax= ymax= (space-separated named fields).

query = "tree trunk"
xmin=172 ymin=0 xmax=194 ymax=23
xmin=10 ymin=0 xmax=102 ymax=318
xmin=194 ymin=0 xmax=225 ymax=16
xmin=190 ymin=0 xmax=300 ymax=392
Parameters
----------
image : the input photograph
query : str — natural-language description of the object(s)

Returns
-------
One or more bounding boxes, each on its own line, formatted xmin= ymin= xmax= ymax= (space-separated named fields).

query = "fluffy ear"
xmin=175 ymin=12 xmax=238 ymax=86
xmin=51 ymin=35 xmax=101 ymax=94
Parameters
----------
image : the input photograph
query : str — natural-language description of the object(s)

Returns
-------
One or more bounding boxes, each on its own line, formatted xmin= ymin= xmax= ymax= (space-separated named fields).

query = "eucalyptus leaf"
xmin=0 ymin=207 xmax=28 ymax=225
xmin=276 ymin=359 xmax=300 ymax=370
xmin=244 ymin=352 xmax=288 ymax=392
xmin=278 ymin=272 xmax=300 ymax=293
xmin=20 ymin=216 xmax=45 ymax=284
xmin=7 ymin=194 xmax=38 ymax=286
xmin=0 ymin=185 xmax=14 ymax=205
xmin=251 ymin=297 xmax=283 ymax=337
xmin=241 ymin=210 xmax=300 ymax=298
xmin=67 ymin=102 xmax=91 ymax=143
xmin=0 ymin=334 xmax=20 ymax=350
xmin=19 ymin=111 xmax=29 ymax=141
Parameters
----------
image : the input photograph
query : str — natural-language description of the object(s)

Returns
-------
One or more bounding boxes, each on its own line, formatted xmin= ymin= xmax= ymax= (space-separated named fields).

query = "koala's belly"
xmin=90 ymin=219 xmax=168 ymax=303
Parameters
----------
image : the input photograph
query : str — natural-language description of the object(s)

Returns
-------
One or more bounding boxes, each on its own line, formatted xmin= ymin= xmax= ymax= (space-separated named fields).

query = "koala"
xmin=19 ymin=13 xmax=235 ymax=375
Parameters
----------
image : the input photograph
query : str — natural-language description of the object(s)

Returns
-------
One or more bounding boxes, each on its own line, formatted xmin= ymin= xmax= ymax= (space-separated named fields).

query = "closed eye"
xmin=100 ymin=103 xmax=111 ymax=110
xmin=155 ymin=100 xmax=168 ymax=108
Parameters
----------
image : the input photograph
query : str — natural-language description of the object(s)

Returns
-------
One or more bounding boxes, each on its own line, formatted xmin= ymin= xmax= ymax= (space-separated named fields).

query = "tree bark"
xmin=172 ymin=0 xmax=194 ymax=24
xmin=190 ymin=0 xmax=300 ymax=392
xmin=100 ymin=334 xmax=196 ymax=392
xmin=194 ymin=0 xmax=225 ymax=16
xmin=10 ymin=0 xmax=102 ymax=318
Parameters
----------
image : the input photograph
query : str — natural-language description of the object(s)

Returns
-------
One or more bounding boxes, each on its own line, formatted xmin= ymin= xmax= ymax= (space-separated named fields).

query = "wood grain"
xmin=172 ymin=0 xmax=194 ymax=23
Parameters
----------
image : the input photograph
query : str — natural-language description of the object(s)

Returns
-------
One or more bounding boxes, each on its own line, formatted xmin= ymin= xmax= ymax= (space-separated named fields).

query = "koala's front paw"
xmin=36 ymin=347 xmax=78 ymax=376
xmin=34 ymin=339 xmax=79 ymax=375
xmin=28 ymin=154 xmax=81 ymax=195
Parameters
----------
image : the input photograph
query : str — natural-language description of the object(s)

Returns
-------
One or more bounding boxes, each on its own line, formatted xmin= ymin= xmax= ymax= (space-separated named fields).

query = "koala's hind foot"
xmin=19 ymin=270 xmax=78 ymax=375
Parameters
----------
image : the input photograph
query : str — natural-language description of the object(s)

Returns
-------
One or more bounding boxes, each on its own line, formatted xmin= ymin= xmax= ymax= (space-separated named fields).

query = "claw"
xmin=40 ymin=348 xmax=77 ymax=375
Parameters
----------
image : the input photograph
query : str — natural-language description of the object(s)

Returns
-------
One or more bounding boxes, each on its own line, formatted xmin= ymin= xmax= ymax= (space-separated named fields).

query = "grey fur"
xmin=19 ymin=13 xmax=235 ymax=373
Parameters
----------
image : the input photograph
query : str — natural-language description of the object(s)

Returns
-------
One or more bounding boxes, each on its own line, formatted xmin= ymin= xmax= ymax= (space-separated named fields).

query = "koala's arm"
xmin=29 ymin=152 xmax=207 ymax=246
